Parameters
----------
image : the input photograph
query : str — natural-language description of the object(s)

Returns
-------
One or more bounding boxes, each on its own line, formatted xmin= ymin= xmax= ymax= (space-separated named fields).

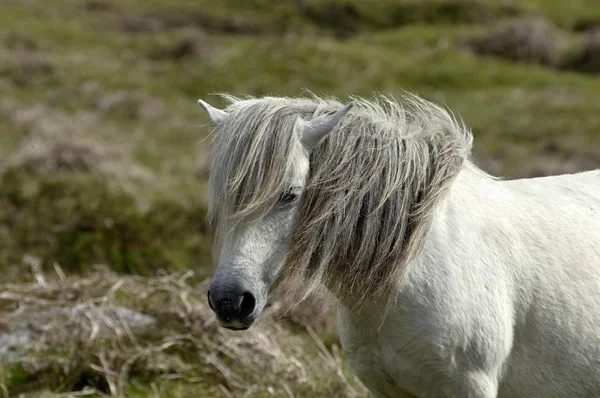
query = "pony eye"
xmin=279 ymin=187 xmax=301 ymax=204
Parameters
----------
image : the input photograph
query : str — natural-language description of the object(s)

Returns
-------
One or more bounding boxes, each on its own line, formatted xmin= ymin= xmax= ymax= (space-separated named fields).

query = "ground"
xmin=0 ymin=0 xmax=599 ymax=396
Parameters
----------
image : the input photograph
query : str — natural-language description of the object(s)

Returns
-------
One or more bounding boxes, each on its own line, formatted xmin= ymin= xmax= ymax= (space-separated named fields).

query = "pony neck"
xmin=333 ymin=159 xmax=496 ymax=317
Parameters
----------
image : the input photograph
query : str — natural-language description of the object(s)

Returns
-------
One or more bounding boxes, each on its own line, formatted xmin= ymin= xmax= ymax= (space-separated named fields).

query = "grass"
xmin=0 ymin=269 xmax=363 ymax=397
xmin=1 ymin=0 xmax=599 ymax=396
xmin=0 ymin=170 xmax=212 ymax=276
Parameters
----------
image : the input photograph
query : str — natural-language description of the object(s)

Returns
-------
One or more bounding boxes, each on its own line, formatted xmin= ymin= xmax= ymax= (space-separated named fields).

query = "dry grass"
xmin=0 ymin=99 xmax=155 ymax=201
xmin=466 ymin=17 xmax=564 ymax=67
xmin=1 ymin=134 xmax=152 ymax=184
xmin=0 ymin=267 xmax=366 ymax=397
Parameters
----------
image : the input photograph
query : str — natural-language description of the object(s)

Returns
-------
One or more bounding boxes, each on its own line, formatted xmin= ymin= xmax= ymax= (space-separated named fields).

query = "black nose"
xmin=207 ymin=289 xmax=256 ymax=322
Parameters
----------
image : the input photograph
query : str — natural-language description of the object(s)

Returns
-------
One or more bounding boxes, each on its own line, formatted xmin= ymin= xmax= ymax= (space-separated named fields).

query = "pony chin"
xmin=217 ymin=317 xmax=254 ymax=331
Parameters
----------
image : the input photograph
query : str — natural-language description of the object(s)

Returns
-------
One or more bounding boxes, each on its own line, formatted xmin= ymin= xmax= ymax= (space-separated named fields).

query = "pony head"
xmin=199 ymin=97 xmax=352 ymax=330
xmin=199 ymin=95 xmax=470 ymax=330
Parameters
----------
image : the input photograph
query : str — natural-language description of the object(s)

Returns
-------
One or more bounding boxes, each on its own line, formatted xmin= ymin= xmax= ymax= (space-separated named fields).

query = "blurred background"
xmin=0 ymin=0 xmax=598 ymax=396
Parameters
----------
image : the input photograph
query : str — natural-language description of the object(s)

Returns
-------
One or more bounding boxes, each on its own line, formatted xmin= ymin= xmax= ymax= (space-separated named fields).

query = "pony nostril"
xmin=238 ymin=292 xmax=256 ymax=317
xmin=208 ymin=289 xmax=256 ymax=321
xmin=207 ymin=290 xmax=217 ymax=312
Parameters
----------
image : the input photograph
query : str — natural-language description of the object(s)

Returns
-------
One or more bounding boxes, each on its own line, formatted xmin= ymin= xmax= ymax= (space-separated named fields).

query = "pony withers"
xmin=199 ymin=94 xmax=600 ymax=397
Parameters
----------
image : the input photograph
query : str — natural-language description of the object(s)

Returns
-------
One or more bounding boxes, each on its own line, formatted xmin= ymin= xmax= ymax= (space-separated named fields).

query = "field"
xmin=0 ymin=0 xmax=599 ymax=396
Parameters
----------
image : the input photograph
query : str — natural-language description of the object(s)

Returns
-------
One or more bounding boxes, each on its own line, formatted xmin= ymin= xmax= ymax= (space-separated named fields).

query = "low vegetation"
xmin=1 ymin=0 xmax=599 ymax=396
xmin=466 ymin=17 xmax=564 ymax=67
xmin=0 ymin=269 xmax=362 ymax=397
xmin=563 ymin=29 xmax=600 ymax=73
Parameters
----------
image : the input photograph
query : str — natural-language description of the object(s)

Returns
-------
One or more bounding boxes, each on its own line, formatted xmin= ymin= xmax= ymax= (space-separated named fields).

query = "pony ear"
xmin=198 ymin=99 xmax=229 ymax=125
xmin=298 ymin=103 xmax=354 ymax=150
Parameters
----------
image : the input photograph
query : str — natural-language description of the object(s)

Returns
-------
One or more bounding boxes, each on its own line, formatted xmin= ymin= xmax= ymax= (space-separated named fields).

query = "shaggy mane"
xmin=209 ymin=94 xmax=473 ymax=306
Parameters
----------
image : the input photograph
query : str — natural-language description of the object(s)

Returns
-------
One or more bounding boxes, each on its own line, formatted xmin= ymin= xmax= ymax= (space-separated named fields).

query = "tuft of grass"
xmin=466 ymin=17 xmax=565 ymax=67
xmin=1 ymin=134 xmax=151 ymax=180
xmin=0 ymin=51 xmax=57 ymax=88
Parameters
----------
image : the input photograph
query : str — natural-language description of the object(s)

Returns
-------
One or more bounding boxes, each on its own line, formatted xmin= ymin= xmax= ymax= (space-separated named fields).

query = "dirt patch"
xmin=466 ymin=17 xmax=564 ymax=67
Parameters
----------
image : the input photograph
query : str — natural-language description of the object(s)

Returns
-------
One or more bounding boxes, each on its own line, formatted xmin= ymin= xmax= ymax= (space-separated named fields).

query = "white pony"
xmin=199 ymin=94 xmax=600 ymax=397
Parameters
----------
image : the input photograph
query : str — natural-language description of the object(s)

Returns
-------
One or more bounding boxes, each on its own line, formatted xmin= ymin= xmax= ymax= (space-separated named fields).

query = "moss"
xmin=123 ymin=379 xmax=225 ymax=398
xmin=2 ymin=363 xmax=29 ymax=391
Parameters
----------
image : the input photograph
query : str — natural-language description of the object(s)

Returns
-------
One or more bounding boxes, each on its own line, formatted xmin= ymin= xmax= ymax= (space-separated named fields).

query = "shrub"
xmin=0 ymin=169 xmax=211 ymax=275
xmin=562 ymin=30 xmax=600 ymax=74
xmin=467 ymin=17 xmax=564 ymax=67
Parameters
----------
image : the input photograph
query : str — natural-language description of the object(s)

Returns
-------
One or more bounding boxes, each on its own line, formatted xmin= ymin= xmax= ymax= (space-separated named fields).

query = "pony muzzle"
xmin=207 ymin=287 xmax=258 ymax=330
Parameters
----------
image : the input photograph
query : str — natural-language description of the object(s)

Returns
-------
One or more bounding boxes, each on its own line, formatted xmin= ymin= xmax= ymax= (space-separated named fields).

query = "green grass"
xmin=0 ymin=170 xmax=212 ymax=276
